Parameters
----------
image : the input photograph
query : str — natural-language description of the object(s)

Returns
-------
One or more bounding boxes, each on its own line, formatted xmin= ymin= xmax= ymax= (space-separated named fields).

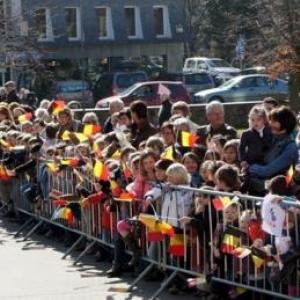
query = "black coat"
xmin=5 ymin=90 xmax=20 ymax=104
xmin=158 ymin=99 xmax=172 ymax=127
xmin=197 ymin=123 xmax=237 ymax=145
xmin=239 ymin=126 xmax=273 ymax=163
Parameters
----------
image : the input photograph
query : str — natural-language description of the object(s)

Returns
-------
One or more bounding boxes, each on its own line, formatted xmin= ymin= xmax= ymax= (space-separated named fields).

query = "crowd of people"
xmin=0 ymin=82 xmax=299 ymax=300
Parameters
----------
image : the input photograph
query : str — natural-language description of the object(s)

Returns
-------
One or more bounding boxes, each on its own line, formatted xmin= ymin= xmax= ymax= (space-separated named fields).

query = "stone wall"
xmin=73 ymin=101 xmax=261 ymax=130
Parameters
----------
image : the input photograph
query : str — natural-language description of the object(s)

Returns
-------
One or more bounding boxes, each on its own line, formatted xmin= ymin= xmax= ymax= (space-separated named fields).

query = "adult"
xmin=102 ymin=98 xmax=124 ymax=134
xmin=171 ymin=101 xmax=199 ymax=133
xmin=196 ymin=101 xmax=237 ymax=144
xmin=4 ymin=81 xmax=20 ymax=103
xmin=81 ymin=111 xmax=99 ymax=126
xmin=0 ymin=87 xmax=7 ymax=101
xmin=130 ymin=100 xmax=157 ymax=148
xmin=249 ymin=106 xmax=298 ymax=180
xmin=158 ymin=93 xmax=172 ymax=127
xmin=57 ymin=108 xmax=83 ymax=139
xmin=262 ymin=96 xmax=279 ymax=114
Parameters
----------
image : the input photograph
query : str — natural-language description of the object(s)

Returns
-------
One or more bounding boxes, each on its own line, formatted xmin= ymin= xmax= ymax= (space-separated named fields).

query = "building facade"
xmin=17 ymin=0 xmax=189 ymax=72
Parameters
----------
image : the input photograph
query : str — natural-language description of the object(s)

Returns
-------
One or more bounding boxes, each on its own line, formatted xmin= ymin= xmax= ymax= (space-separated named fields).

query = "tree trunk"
xmin=288 ymin=72 xmax=300 ymax=114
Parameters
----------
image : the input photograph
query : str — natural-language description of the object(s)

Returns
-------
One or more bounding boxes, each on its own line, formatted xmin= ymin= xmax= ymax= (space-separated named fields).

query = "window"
xmin=153 ymin=6 xmax=171 ymax=37
xmin=35 ymin=8 xmax=53 ymax=41
xmin=197 ymin=61 xmax=208 ymax=70
xmin=125 ymin=7 xmax=142 ymax=38
xmin=65 ymin=7 xmax=81 ymax=40
xmin=95 ymin=7 xmax=114 ymax=39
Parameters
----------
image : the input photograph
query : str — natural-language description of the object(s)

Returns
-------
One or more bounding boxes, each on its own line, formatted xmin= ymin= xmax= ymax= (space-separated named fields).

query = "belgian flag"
xmin=161 ymin=146 xmax=175 ymax=161
xmin=48 ymin=100 xmax=66 ymax=115
xmin=180 ymin=131 xmax=198 ymax=148
xmin=221 ymin=225 xmax=243 ymax=254
xmin=251 ymin=247 xmax=266 ymax=269
xmin=83 ymin=124 xmax=101 ymax=136
xmin=212 ymin=196 xmax=232 ymax=211
xmin=169 ymin=234 xmax=185 ymax=256
xmin=60 ymin=159 xmax=85 ymax=168
xmin=18 ymin=112 xmax=33 ymax=124
xmin=147 ymin=226 xmax=164 ymax=242
xmin=93 ymin=159 xmax=109 ymax=181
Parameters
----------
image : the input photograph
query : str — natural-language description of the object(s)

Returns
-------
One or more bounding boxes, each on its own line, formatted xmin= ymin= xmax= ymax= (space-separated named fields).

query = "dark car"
xmin=55 ymin=80 xmax=94 ymax=108
xmin=96 ymin=81 xmax=191 ymax=108
xmin=161 ymin=72 xmax=215 ymax=96
xmin=93 ymin=71 xmax=148 ymax=100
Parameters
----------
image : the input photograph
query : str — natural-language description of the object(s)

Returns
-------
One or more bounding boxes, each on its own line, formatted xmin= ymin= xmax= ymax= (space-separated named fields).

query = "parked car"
xmin=93 ymin=71 xmax=148 ymax=100
xmin=182 ymin=57 xmax=240 ymax=85
xmin=193 ymin=74 xmax=289 ymax=103
xmin=55 ymin=80 xmax=94 ymax=108
xmin=160 ymin=72 xmax=215 ymax=96
xmin=240 ymin=66 xmax=266 ymax=75
xmin=96 ymin=81 xmax=191 ymax=108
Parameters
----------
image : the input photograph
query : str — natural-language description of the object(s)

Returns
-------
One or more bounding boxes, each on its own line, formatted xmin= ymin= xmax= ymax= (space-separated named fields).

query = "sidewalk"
xmin=0 ymin=219 xmax=198 ymax=300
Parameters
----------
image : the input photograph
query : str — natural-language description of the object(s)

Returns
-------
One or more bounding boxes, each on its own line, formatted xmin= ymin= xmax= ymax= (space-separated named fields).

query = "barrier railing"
xmin=7 ymin=167 xmax=300 ymax=300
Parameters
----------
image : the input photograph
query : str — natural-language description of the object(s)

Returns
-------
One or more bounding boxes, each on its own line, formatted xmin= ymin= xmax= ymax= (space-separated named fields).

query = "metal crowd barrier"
xmin=7 ymin=165 xmax=300 ymax=300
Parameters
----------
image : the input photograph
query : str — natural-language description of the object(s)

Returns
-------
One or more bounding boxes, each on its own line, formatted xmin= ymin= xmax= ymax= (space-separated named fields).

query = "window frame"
xmin=95 ymin=6 xmax=114 ymax=40
xmin=65 ymin=7 xmax=82 ymax=41
xmin=124 ymin=6 xmax=143 ymax=39
xmin=35 ymin=7 xmax=53 ymax=41
xmin=153 ymin=5 xmax=171 ymax=38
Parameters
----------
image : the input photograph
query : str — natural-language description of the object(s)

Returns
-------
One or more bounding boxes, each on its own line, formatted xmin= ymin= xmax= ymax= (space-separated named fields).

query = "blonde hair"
xmin=166 ymin=162 xmax=190 ymax=185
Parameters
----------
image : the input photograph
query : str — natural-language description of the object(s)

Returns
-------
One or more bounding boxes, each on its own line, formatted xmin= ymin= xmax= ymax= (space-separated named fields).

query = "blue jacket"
xmin=249 ymin=134 xmax=298 ymax=179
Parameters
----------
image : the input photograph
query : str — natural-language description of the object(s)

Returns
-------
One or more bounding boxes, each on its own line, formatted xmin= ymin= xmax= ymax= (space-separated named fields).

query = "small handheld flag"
xmin=251 ymin=247 xmax=266 ymax=269
xmin=161 ymin=146 xmax=174 ymax=161
xmin=286 ymin=165 xmax=294 ymax=185
xmin=83 ymin=124 xmax=101 ymax=136
xmin=180 ymin=131 xmax=198 ymax=147
xmin=212 ymin=196 xmax=232 ymax=211
xmin=48 ymin=100 xmax=66 ymax=115
xmin=169 ymin=234 xmax=185 ymax=256
xmin=93 ymin=159 xmax=109 ymax=181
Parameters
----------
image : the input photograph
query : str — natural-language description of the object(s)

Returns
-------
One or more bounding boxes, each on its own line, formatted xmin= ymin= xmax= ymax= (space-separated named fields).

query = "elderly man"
xmin=197 ymin=101 xmax=237 ymax=144
xmin=4 ymin=81 xmax=20 ymax=103
xmin=102 ymin=98 xmax=124 ymax=134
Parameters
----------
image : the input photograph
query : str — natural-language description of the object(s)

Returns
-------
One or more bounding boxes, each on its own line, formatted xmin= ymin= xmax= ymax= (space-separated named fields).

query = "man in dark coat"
xmin=158 ymin=93 xmax=172 ymax=127
xmin=130 ymin=100 xmax=157 ymax=148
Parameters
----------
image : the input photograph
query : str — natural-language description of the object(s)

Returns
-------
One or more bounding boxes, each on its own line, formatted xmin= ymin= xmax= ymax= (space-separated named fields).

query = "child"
xmin=106 ymin=150 xmax=158 ymax=277
xmin=222 ymin=139 xmax=240 ymax=169
xmin=204 ymin=147 xmax=221 ymax=162
xmin=209 ymin=202 xmax=242 ymax=300
xmin=161 ymin=163 xmax=193 ymax=228
xmin=211 ymin=134 xmax=227 ymax=156
xmin=239 ymin=105 xmax=272 ymax=176
xmin=200 ymin=160 xmax=215 ymax=187
xmin=145 ymin=136 xmax=165 ymax=157
xmin=180 ymin=186 xmax=217 ymax=270
xmin=182 ymin=152 xmax=202 ymax=187
xmin=262 ymin=175 xmax=298 ymax=297
xmin=142 ymin=159 xmax=173 ymax=281
xmin=214 ymin=164 xmax=241 ymax=192
xmin=161 ymin=163 xmax=194 ymax=294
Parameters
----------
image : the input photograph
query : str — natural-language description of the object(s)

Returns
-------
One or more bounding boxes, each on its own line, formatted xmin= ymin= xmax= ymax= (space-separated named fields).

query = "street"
xmin=0 ymin=219 xmax=197 ymax=300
